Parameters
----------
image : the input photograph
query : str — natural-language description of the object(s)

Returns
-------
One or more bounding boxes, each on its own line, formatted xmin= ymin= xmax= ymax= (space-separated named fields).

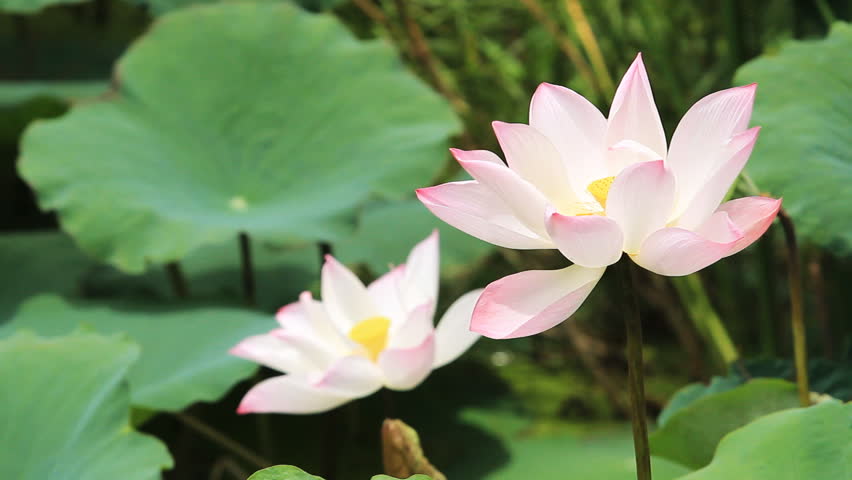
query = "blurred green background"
xmin=1 ymin=1 xmax=850 ymax=479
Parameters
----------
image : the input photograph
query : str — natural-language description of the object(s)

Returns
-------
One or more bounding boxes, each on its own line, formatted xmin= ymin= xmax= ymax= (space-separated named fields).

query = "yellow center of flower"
xmin=587 ymin=176 xmax=616 ymax=208
xmin=348 ymin=316 xmax=391 ymax=361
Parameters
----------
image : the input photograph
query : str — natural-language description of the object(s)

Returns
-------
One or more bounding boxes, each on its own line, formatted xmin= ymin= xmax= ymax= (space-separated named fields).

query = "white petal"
xmin=379 ymin=333 xmax=436 ymax=391
xmin=321 ymin=255 xmax=377 ymax=333
xmin=674 ymin=127 xmax=760 ymax=229
xmin=388 ymin=301 xmax=435 ymax=349
xmin=433 ymin=289 xmax=483 ymax=368
xmin=367 ymin=265 xmax=407 ymax=326
xmin=667 ymin=84 xmax=757 ymax=214
xmin=605 ymin=53 xmax=667 ymax=172
xmin=416 ymin=181 xmax=552 ymax=249
xmin=402 ymin=231 xmax=439 ymax=315
xmin=454 ymin=155 xmax=551 ymax=237
xmin=492 ymin=121 xmax=581 ymax=208
xmin=471 ymin=265 xmax=605 ymax=339
xmin=276 ymin=291 xmax=353 ymax=353
xmin=606 ymin=160 xmax=676 ymax=253
xmin=237 ymin=356 xmax=383 ymax=415
xmin=229 ymin=331 xmax=309 ymax=374
xmin=529 ymin=82 xmax=608 ymax=190
xmin=545 ymin=208 xmax=624 ymax=268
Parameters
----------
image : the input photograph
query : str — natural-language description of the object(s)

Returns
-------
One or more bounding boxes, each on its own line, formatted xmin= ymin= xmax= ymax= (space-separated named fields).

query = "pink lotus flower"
xmin=230 ymin=232 xmax=482 ymax=414
xmin=417 ymin=53 xmax=781 ymax=340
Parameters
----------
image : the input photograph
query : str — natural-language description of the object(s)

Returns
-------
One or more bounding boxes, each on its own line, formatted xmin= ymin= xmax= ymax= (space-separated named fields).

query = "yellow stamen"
xmin=348 ymin=316 xmax=391 ymax=361
xmin=587 ymin=176 xmax=616 ymax=208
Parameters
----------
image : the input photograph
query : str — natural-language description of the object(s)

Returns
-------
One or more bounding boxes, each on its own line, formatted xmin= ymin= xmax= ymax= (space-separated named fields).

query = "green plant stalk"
xmin=616 ymin=260 xmax=652 ymax=480
xmin=239 ymin=232 xmax=256 ymax=307
xmin=671 ymin=275 xmax=739 ymax=368
xmin=778 ymin=209 xmax=810 ymax=407
xmin=175 ymin=412 xmax=270 ymax=469
xmin=165 ymin=261 xmax=189 ymax=299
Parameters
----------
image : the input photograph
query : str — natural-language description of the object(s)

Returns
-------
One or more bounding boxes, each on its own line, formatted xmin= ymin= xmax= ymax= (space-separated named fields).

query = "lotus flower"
xmin=230 ymin=232 xmax=482 ymax=414
xmin=417 ymin=53 xmax=781 ymax=340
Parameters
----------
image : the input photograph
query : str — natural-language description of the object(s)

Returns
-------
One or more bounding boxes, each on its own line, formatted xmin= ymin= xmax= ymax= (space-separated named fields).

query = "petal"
xmin=605 ymin=160 xmax=676 ymax=253
xmin=321 ymin=255 xmax=377 ymax=333
xmin=529 ymin=82 xmax=608 ymax=189
xmin=545 ymin=209 xmax=624 ymax=268
xmin=454 ymin=155 xmax=551 ymax=236
xmin=433 ymin=289 xmax=483 ymax=368
xmin=229 ymin=331 xmax=310 ymax=374
xmin=448 ymin=147 xmax=505 ymax=166
xmin=237 ymin=376 xmax=353 ymax=414
xmin=237 ymin=356 xmax=383 ymax=415
xmin=667 ymin=84 xmax=757 ymax=212
xmin=674 ymin=127 xmax=760 ymax=229
xmin=277 ymin=291 xmax=353 ymax=352
xmin=388 ymin=301 xmax=435 ymax=350
xmin=416 ymin=181 xmax=552 ymax=249
xmin=402 ymin=231 xmax=439 ymax=314
xmin=492 ymin=121 xmax=581 ymax=207
xmin=471 ymin=265 xmax=605 ymax=339
xmin=270 ymin=329 xmax=340 ymax=371
xmin=368 ymin=264 xmax=407 ymax=325
xmin=716 ymin=196 xmax=782 ymax=256
xmin=606 ymin=53 xmax=666 ymax=172
xmin=378 ymin=332 xmax=436 ymax=391
xmin=632 ymin=211 xmax=745 ymax=276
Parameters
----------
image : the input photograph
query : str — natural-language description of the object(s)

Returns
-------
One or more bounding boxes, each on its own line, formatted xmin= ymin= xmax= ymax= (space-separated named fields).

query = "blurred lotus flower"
xmin=417 ymin=53 xmax=780 ymax=340
xmin=231 ymin=232 xmax=482 ymax=414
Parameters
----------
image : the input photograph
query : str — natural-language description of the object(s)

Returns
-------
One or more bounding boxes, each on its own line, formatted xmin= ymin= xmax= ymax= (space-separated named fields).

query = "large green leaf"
xmin=0 ymin=294 xmax=271 ymax=411
xmin=19 ymin=2 xmax=460 ymax=273
xmin=337 ymin=200 xmax=495 ymax=278
xmin=0 ymin=231 xmax=97 ymax=320
xmin=656 ymin=376 xmax=741 ymax=427
xmin=650 ymin=379 xmax=800 ymax=469
xmin=0 ymin=332 xmax=172 ymax=478
xmin=676 ymin=401 xmax=852 ymax=480
xmin=735 ymin=22 xmax=852 ymax=253
xmin=0 ymin=0 xmax=86 ymax=14
xmin=136 ymin=0 xmax=344 ymax=16
xmin=247 ymin=465 xmax=324 ymax=480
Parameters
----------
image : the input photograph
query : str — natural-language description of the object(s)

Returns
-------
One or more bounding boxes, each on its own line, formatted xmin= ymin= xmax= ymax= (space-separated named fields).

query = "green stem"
xmin=671 ymin=275 xmax=739 ymax=368
xmin=239 ymin=232 xmax=256 ymax=307
xmin=174 ymin=412 xmax=270 ymax=469
xmin=165 ymin=261 xmax=189 ymax=299
xmin=616 ymin=260 xmax=652 ymax=480
xmin=778 ymin=209 xmax=810 ymax=407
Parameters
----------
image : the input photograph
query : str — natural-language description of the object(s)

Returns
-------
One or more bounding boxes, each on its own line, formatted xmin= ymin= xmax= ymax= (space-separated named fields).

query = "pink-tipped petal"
xmin=454 ymin=157 xmax=550 ymax=236
xmin=471 ymin=265 xmax=605 ymax=339
xmin=632 ymin=211 xmax=747 ymax=276
xmin=716 ymin=196 xmax=782 ymax=256
xmin=667 ymin=84 xmax=757 ymax=210
xmin=492 ymin=121 xmax=581 ymax=206
xmin=449 ymin=147 xmax=505 ymax=166
xmin=416 ymin=182 xmax=552 ymax=250
xmin=229 ymin=332 xmax=309 ymax=374
xmin=236 ymin=356 xmax=383 ymax=415
xmin=674 ymin=127 xmax=760 ymax=229
xmin=388 ymin=301 xmax=435 ymax=350
xmin=277 ymin=291 xmax=353 ymax=352
xmin=529 ymin=82 xmax=608 ymax=189
xmin=433 ymin=289 xmax=483 ymax=368
xmin=402 ymin=231 xmax=440 ymax=314
xmin=606 ymin=53 xmax=666 ymax=172
xmin=237 ymin=376 xmax=353 ymax=415
xmin=546 ymin=209 xmax=624 ymax=268
xmin=321 ymin=255 xmax=377 ymax=333
xmin=378 ymin=332 xmax=436 ymax=391
xmin=605 ymin=160 xmax=676 ymax=253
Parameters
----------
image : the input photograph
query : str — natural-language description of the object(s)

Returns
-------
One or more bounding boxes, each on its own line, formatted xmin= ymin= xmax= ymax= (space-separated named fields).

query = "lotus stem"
xmin=562 ymin=0 xmax=614 ymax=96
xmin=165 ymin=261 xmax=189 ymax=299
xmin=616 ymin=260 xmax=652 ymax=480
xmin=777 ymin=208 xmax=810 ymax=407
xmin=239 ymin=232 xmax=256 ymax=307
xmin=174 ymin=412 xmax=270 ymax=469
